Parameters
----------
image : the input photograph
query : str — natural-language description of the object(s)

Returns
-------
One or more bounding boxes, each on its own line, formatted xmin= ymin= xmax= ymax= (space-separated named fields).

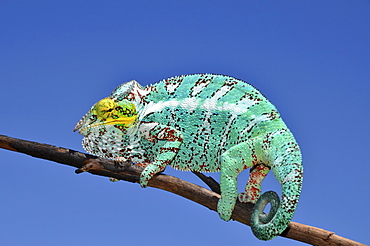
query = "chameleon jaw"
xmin=73 ymin=118 xmax=86 ymax=132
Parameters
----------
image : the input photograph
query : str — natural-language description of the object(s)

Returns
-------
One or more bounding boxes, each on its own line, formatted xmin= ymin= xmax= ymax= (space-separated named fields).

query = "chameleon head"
xmin=73 ymin=97 xmax=138 ymax=136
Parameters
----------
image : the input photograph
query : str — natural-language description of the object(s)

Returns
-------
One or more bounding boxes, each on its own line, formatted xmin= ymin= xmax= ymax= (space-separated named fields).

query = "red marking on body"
xmin=156 ymin=128 xmax=183 ymax=142
xmin=247 ymin=186 xmax=261 ymax=202
xmin=136 ymin=162 xmax=150 ymax=168
xmin=199 ymin=164 xmax=209 ymax=170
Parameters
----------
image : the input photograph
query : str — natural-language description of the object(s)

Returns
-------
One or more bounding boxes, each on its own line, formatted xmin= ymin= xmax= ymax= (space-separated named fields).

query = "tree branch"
xmin=191 ymin=171 xmax=221 ymax=194
xmin=0 ymin=134 xmax=365 ymax=246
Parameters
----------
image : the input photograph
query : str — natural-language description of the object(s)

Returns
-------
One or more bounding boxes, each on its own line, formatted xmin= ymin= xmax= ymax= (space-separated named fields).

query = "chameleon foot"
xmin=217 ymin=198 xmax=233 ymax=221
xmin=238 ymin=192 xmax=255 ymax=204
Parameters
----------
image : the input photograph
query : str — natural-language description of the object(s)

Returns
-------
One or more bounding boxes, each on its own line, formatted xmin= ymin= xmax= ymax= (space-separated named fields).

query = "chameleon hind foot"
xmin=239 ymin=164 xmax=271 ymax=204
xmin=217 ymin=198 xmax=233 ymax=221
xmin=238 ymin=192 xmax=255 ymax=204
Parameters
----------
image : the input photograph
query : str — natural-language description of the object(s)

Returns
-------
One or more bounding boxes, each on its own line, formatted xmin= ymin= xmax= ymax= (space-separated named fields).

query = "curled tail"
xmin=251 ymin=130 xmax=303 ymax=240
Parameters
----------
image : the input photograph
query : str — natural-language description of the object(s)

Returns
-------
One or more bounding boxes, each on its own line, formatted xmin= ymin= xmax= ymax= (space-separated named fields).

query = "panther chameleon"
xmin=74 ymin=74 xmax=303 ymax=241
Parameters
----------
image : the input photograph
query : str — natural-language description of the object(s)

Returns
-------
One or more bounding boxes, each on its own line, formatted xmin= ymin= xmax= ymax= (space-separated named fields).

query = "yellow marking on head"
xmin=78 ymin=97 xmax=138 ymax=133
xmin=98 ymin=115 xmax=137 ymax=127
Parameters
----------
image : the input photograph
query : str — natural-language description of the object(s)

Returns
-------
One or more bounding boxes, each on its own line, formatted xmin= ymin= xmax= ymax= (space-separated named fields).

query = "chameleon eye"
xmin=94 ymin=98 xmax=117 ymax=119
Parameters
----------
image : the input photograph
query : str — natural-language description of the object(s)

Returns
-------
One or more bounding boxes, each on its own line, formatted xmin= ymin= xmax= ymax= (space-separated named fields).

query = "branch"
xmin=191 ymin=171 xmax=221 ymax=194
xmin=0 ymin=134 xmax=365 ymax=246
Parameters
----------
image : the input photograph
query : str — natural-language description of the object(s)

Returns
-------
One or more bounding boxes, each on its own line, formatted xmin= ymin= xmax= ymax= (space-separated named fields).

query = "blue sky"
xmin=0 ymin=1 xmax=369 ymax=245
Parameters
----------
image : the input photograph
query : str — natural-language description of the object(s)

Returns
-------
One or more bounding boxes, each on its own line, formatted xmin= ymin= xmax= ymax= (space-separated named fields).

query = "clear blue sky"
xmin=1 ymin=1 xmax=369 ymax=245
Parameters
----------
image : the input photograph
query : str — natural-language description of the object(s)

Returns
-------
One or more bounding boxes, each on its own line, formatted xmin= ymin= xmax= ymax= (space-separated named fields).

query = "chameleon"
xmin=74 ymin=74 xmax=303 ymax=241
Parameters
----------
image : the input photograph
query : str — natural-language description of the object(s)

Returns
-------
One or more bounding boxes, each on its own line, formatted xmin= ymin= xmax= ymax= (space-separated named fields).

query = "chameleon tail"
xmin=251 ymin=131 xmax=303 ymax=240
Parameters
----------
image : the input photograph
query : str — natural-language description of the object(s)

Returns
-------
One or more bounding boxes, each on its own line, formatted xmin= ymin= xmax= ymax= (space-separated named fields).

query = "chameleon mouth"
xmin=77 ymin=115 xmax=137 ymax=133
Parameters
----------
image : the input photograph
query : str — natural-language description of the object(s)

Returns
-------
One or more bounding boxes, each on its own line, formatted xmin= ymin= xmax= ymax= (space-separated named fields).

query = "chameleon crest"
xmin=74 ymin=74 xmax=303 ymax=240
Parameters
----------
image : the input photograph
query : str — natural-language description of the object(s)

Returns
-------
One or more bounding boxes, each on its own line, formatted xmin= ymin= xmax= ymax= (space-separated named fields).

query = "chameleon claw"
xmin=238 ymin=192 xmax=248 ymax=203
xmin=238 ymin=192 xmax=255 ymax=204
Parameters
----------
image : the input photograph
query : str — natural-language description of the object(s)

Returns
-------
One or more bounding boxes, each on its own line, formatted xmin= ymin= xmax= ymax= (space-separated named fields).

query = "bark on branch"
xmin=0 ymin=134 xmax=365 ymax=246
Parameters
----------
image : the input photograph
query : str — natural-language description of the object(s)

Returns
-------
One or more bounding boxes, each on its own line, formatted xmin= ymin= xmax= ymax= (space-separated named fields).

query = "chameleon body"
xmin=74 ymin=74 xmax=303 ymax=240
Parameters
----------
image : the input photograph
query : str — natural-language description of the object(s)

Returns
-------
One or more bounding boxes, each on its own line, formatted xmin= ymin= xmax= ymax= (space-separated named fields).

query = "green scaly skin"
xmin=74 ymin=74 xmax=303 ymax=241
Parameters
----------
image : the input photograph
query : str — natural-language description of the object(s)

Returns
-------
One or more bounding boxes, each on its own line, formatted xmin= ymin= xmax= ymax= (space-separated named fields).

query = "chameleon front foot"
xmin=139 ymin=162 xmax=163 ymax=188
xmin=139 ymin=176 xmax=149 ymax=188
